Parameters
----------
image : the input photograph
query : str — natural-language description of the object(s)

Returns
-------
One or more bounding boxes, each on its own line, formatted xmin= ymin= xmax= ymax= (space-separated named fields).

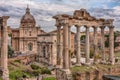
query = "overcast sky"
xmin=0 ymin=0 xmax=120 ymax=32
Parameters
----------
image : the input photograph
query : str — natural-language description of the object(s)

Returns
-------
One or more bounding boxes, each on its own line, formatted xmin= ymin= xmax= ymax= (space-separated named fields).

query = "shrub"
xmin=90 ymin=48 xmax=94 ymax=58
xmin=41 ymin=68 xmax=51 ymax=74
xmin=9 ymin=69 xmax=32 ymax=80
xmin=8 ymin=45 xmax=14 ymax=58
xmin=32 ymin=70 xmax=41 ymax=76
xmin=14 ymin=60 xmax=21 ymax=63
xmin=115 ymin=58 xmax=118 ymax=63
xmin=30 ymin=64 xmax=40 ymax=70
xmin=9 ymin=69 xmax=24 ymax=80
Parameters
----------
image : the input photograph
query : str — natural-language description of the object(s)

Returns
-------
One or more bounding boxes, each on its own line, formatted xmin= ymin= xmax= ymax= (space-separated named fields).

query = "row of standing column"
xmin=56 ymin=25 xmax=115 ymax=69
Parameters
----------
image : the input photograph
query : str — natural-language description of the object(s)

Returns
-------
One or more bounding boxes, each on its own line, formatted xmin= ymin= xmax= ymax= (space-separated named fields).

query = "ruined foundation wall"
xmin=56 ymin=66 xmax=120 ymax=80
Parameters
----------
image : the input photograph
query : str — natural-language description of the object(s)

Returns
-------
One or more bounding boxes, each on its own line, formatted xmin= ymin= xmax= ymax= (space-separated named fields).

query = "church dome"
xmin=21 ymin=6 xmax=36 ymax=24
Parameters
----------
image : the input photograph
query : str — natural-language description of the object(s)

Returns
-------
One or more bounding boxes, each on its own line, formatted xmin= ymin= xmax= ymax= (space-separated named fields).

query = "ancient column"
xmin=76 ymin=25 xmax=81 ymax=65
xmin=100 ymin=26 xmax=105 ymax=62
xmin=56 ymin=25 xmax=62 ymax=67
xmin=68 ymin=26 xmax=71 ymax=67
xmin=109 ymin=26 xmax=115 ymax=65
xmin=0 ymin=18 xmax=2 ymax=59
xmin=37 ymin=43 xmax=40 ymax=62
xmin=63 ymin=23 xmax=69 ymax=69
xmin=1 ymin=16 xmax=9 ymax=80
xmin=93 ymin=27 xmax=98 ymax=63
xmin=85 ymin=26 xmax=90 ymax=64
xmin=49 ymin=44 xmax=53 ymax=65
xmin=48 ymin=44 xmax=51 ymax=65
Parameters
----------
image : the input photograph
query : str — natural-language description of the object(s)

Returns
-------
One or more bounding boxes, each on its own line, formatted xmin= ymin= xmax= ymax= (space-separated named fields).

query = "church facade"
xmin=11 ymin=6 xmax=45 ymax=54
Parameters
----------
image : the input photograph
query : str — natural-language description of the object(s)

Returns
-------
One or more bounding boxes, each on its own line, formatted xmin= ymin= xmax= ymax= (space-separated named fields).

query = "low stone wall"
xmin=9 ymin=53 xmax=37 ymax=65
xmin=103 ymin=75 xmax=120 ymax=80
xmin=73 ymin=66 xmax=120 ymax=80
xmin=56 ymin=68 xmax=73 ymax=80
xmin=56 ymin=66 xmax=120 ymax=80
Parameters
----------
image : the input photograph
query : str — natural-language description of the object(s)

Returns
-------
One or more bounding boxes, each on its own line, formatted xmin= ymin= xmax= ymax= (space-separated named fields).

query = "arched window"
xmin=28 ymin=43 xmax=33 ymax=51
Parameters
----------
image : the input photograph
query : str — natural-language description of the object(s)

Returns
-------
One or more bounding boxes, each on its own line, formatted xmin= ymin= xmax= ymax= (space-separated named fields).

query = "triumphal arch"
xmin=53 ymin=9 xmax=114 ymax=70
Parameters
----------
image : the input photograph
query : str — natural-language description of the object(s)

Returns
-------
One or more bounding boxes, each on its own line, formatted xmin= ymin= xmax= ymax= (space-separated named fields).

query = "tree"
xmin=105 ymin=34 xmax=109 ymax=48
xmin=105 ymin=31 xmax=120 ymax=48
xmin=8 ymin=45 xmax=14 ymax=58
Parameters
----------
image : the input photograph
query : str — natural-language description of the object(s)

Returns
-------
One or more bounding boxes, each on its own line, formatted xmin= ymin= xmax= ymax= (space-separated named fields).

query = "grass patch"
xmin=8 ymin=61 xmax=52 ymax=80
xmin=43 ymin=77 xmax=56 ymax=80
xmin=30 ymin=64 xmax=51 ymax=76
xmin=70 ymin=65 xmax=93 ymax=73
xmin=14 ymin=60 xmax=21 ymax=63
xmin=115 ymin=52 xmax=120 ymax=57
xmin=0 ymin=77 xmax=2 ymax=80
xmin=70 ymin=64 xmax=119 ymax=73
xmin=30 ymin=64 xmax=41 ymax=70
xmin=9 ymin=69 xmax=32 ymax=80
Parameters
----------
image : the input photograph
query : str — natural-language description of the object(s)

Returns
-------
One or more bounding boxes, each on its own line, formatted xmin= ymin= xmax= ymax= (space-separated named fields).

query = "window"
xmin=28 ymin=43 xmax=33 ymax=51
xmin=29 ymin=31 xmax=31 ymax=36
xmin=43 ymin=46 xmax=46 ymax=57
xmin=25 ymin=30 xmax=27 ymax=34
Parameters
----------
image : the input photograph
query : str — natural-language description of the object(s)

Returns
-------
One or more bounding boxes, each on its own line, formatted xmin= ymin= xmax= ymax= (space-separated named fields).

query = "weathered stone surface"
xmin=0 ymin=16 xmax=9 ymax=80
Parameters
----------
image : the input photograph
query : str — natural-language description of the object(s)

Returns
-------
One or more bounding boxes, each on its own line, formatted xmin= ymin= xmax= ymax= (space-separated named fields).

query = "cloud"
xmin=0 ymin=0 xmax=120 ymax=32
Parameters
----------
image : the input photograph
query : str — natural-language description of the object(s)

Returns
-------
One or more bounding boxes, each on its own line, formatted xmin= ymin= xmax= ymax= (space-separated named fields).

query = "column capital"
xmin=84 ymin=25 xmax=90 ymax=29
xmin=109 ymin=26 xmax=114 ymax=29
xmin=2 ymin=16 xmax=9 ymax=21
xmin=100 ymin=26 xmax=105 ymax=29
xmin=92 ymin=26 xmax=97 ymax=29
xmin=55 ymin=24 xmax=61 ymax=27
xmin=62 ymin=23 xmax=69 ymax=27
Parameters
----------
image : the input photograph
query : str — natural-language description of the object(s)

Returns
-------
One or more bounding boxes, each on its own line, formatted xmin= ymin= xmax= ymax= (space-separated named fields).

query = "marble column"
xmin=37 ymin=43 xmax=40 ymax=62
xmin=1 ymin=16 xmax=9 ymax=80
xmin=49 ymin=44 xmax=52 ymax=65
xmin=109 ymin=26 xmax=115 ymax=65
xmin=100 ymin=26 xmax=105 ymax=61
xmin=93 ymin=27 xmax=98 ymax=63
xmin=63 ymin=24 xmax=69 ymax=69
xmin=68 ymin=26 xmax=71 ymax=67
xmin=76 ymin=25 xmax=81 ymax=65
xmin=57 ymin=26 xmax=62 ymax=67
xmin=85 ymin=26 xmax=90 ymax=63
xmin=0 ymin=18 xmax=2 ymax=58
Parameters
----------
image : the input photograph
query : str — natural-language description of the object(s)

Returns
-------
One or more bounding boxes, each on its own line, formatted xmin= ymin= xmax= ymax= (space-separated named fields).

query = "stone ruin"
xmin=53 ymin=9 xmax=115 ymax=80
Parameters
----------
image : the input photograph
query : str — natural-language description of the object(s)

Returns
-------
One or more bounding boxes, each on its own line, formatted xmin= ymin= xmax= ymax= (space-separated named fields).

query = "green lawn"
xmin=70 ymin=65 xmax=93 ymax=73
xmin=115 ymin=52 xmax=120 ymax=57
xmin=43 ymin=77 xmax=56 ymax=80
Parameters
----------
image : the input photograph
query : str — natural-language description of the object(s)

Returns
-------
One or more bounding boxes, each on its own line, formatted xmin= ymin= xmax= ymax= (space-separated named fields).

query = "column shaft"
xmin=85 ymin=26 xmax=90 ymax=63
xmin=101 ymin=27 xmax=105 ymax=61
xmin=1 ymin=16 xmax=9 ymax=80
xmin=68 ymin=26 xmax=71 ymax=67
xmin=76 ymin=26 xmax=81 ymax=64
xmin=57 ymin=26 xmax=62 ymax=66
xmin=93 ymin=27 xmax=98 ymax=63
xmin=109 ymin=26 xmax=114 ymax=65
xmin=63 ymin=24 xmax=69 ymax=69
